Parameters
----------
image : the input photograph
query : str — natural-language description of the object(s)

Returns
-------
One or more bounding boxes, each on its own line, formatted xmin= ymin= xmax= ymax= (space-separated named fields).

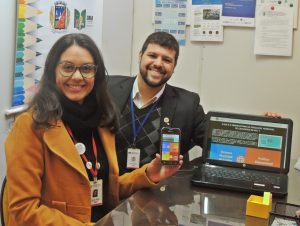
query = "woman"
xmin=5 ymin=33 xmax=183 ymax=225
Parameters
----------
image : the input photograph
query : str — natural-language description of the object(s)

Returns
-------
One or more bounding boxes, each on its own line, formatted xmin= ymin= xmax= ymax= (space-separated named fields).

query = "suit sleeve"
xmin=190 ymin=93 xmax=207 ymax=148
xmin=5 ymin=114 xmax=93 ymax=226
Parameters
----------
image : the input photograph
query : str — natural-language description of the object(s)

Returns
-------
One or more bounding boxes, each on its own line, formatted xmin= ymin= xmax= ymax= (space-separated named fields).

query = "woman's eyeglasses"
xmin=57 ymin=61 xmax=97 ymax=78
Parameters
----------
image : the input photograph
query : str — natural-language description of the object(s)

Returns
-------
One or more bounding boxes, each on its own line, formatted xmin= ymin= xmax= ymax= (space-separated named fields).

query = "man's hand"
xmin=264 ymin=112 xmax=282 ymax=118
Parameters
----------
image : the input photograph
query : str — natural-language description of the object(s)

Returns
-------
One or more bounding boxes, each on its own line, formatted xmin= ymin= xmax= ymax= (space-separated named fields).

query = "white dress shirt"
xmin=132 ymin=77 xmax=165 ymax=109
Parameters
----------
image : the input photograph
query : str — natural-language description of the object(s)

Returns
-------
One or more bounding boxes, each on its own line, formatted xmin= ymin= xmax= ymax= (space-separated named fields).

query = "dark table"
xmin=96 ymin=159 xmax=300 ymax=226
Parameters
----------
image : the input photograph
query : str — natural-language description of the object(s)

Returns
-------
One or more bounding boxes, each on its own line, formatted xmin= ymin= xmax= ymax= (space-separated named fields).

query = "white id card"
xmin=126 ymin=148 xmax=140 ymax=169
xmin=90 ymin=179 xmax=103 ymax=206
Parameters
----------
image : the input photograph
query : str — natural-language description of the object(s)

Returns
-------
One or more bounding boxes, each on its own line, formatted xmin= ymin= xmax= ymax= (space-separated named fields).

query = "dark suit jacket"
xmin=107 ymin=75 xmax=207 ymax=155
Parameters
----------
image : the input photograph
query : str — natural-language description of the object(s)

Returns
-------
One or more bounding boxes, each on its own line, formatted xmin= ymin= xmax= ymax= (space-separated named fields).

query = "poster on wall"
xmin=154 ymin=0 xmax=188 ymax=45
xmin=254 ymin=4 xmax=293 ymax=56
xmin=256 ymin=0 xmax=298 ymax=29
xmin=221 ymin=0 xmax=256 ymax=27
xmin=190 ymin=0 xmax=223 ymax=42
xmin=12 ymin=0 xmax=103 ymax=110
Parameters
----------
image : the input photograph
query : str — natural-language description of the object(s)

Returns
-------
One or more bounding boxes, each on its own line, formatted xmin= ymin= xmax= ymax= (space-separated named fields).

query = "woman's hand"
xmin=145 ymin=153 xmax=183 ymax=183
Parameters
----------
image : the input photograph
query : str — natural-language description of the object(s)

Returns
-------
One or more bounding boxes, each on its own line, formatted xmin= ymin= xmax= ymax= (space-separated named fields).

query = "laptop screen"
xmin=204 ymin=112 xmax=293 ymax=173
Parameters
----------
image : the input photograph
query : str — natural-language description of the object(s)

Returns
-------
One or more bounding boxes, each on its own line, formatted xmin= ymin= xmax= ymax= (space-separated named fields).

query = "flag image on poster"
xmin=50 ymin=2 xmax=70 ymax=30
xmin=74 ymin=9 xmax=86 ymax=30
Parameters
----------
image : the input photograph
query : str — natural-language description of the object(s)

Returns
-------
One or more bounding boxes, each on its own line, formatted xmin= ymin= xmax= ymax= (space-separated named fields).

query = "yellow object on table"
xmin=246 ymin=192 xmax=272 ymax=219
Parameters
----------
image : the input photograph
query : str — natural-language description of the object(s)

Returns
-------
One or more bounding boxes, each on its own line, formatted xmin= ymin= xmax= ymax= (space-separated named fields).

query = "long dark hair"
xmin=29 ymin=33 xmax=119 ymax=132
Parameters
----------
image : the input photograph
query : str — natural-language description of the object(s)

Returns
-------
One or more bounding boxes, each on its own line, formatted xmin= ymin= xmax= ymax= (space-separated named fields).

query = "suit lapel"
xmin=161 ymin=85 xmax=177 ymax=128
xmin=43 ymin=120 xmax=88 ymax=181
xmin=113 ymin=77 xmax=134 ymax=112
xmin=113 ymin=77 xmax=178 ymax=127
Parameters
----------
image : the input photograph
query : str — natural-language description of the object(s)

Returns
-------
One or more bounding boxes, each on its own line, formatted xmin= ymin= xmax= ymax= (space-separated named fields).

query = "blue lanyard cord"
xmin=130 ymin=91 xmax=159 ymax=145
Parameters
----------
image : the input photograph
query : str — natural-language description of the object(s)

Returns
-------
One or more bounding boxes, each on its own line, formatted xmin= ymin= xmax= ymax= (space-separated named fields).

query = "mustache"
xmin=148 ymin=65 xmax=166 ymax=75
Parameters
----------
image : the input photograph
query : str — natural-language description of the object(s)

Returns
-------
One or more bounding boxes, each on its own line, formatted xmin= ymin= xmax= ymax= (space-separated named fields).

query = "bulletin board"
xmin=12 ymin=0 xmax=103 ymax=108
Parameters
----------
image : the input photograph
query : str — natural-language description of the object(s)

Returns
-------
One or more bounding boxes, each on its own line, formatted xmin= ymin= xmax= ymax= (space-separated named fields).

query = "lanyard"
xmin=130 ymin=91 xmax=159 ymax=146
xmin=66 ymin=125 xmax=99 ymax=181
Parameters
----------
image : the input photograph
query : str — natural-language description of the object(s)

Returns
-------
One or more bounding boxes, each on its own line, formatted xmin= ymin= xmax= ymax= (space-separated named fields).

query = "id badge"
xmin=126 ymin=148 xmax=140 ymax=169
xmin=90 ymin=179 xmax=103 ymax=206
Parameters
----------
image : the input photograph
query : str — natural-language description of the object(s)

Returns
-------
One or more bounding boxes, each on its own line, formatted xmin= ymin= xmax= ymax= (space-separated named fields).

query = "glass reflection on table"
xmin=97 ymin=169 xmax=249 ymax=226
xmin=96 ymin=159 xmax=300 ymax=226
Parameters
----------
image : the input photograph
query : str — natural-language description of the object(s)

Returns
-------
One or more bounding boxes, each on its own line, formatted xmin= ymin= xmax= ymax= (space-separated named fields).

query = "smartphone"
xmin=160 ymin=127 xmax=181 ymax=165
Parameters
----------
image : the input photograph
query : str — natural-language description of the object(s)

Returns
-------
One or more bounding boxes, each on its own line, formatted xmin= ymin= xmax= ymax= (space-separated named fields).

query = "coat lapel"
xmin=98 ymin=127 xmax=119 ymax=176
xmin=161 ymin=84 xmax=177 ymax=128
xmin=43 ymin=122 xmax=118 ymax=180
xmin=43 ymin=120 xmax=89 ymax=181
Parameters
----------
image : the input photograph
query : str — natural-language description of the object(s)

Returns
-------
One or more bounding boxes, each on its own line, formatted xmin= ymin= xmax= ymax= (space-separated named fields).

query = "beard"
xmin=139 ymin=65 xmax=171 ymax=88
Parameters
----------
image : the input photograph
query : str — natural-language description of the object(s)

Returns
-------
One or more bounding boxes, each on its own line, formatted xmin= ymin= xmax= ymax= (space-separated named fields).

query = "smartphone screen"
xmin=160 ymin=127 xmax=181 ymax=165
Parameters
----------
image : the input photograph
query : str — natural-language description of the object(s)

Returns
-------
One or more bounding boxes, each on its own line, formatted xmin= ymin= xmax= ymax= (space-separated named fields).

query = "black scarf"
xmin=60 ymin=92 xmax=102 ymax=129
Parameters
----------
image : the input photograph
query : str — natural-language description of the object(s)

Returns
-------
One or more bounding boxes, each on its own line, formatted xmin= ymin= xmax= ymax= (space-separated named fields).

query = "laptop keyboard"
xmin=204 ymin=165 xmax=281 ymax=185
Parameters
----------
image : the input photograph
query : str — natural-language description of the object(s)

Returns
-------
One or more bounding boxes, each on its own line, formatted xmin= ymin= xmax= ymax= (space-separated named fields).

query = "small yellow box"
xmin=246 ymin=193 xmax=272 ymax=219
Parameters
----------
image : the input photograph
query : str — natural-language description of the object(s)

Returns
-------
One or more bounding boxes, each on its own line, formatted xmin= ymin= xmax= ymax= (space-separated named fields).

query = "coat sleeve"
xmin=5 ymin=113 xmax=93 ymax=226
xmin=118 ymin=164 xmax=156 ymax=199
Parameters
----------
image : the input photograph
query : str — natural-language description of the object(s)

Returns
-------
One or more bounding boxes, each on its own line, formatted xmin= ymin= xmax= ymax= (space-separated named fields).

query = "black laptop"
xmin=191 ymin=111 xmax=293 ymax=197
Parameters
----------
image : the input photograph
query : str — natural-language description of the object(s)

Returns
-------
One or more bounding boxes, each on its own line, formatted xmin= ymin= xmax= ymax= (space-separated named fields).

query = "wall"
xmin=102 ymin=0 xmax=133 ymax=75
xmin=131 ymin=0 xmax=300 ymax=160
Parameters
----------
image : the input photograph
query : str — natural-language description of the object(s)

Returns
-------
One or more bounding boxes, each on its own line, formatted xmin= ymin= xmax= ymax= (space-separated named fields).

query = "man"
xmin=108 ymin=31 xmax=206 ymax=174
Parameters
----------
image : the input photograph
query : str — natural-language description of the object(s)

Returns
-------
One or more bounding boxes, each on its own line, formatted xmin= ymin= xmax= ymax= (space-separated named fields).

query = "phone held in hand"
xmin=160 ymin=127 xmax=181 ymax=165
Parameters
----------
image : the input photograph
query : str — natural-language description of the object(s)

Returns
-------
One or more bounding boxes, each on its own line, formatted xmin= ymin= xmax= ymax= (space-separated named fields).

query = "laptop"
xmin=191 ymin=111 xmax=293 ymax=197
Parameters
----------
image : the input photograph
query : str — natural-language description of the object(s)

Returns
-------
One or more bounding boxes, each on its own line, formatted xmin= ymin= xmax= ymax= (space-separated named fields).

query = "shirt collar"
xmin=132 ymin=76 xmax=166 ymax=109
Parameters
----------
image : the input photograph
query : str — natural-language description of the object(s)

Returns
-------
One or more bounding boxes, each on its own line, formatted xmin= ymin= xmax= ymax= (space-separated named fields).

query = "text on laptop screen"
xmin=207 ymin=116 xmax=289 ymax=169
